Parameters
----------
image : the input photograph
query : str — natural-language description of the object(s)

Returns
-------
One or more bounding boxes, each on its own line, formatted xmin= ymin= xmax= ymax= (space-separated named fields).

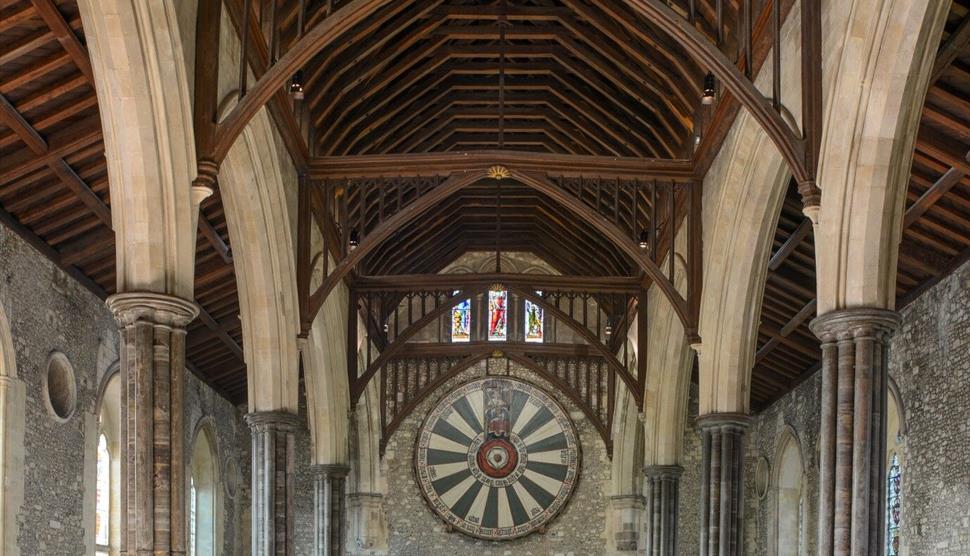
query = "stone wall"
xmin=382 ymin=359 xmax=610 ymax=556
xmin=888 ymin=259 xmax=970 ymax=554
xmin=293 ymin=379 xmax=316 ymax=556
xmin=741 ymin=373 xmax=820 ymax=556
xmin=1 ymin=215 xmax=250 ymax=554
xmin=737 ymin=259 xmax=970 ymax=555
xmin=677 ymin=385 xmax=702 ymax=556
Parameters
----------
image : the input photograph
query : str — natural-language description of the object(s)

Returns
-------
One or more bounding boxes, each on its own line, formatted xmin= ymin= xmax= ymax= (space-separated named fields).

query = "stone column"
xmin=107 ymin=292 xmax=198 ymax=556
xmin=643 ymin=465 xmax=683 ymax=555
xmin=246 ymin=411 xmax=301 ymax=556
xmin=811 ymin=308 xmax=899 ymax=556
xmin=313 ymin=464 xmax=349 ymax=556
xmin=697 ymin=413 xmax=750 ymax=556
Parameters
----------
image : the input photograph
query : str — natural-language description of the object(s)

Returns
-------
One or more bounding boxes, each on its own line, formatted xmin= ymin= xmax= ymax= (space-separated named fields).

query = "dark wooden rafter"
xmin=309 ymin=150 xmax=694 ymax=180
xmin=375 ymin=344 xmax=619 ymax=453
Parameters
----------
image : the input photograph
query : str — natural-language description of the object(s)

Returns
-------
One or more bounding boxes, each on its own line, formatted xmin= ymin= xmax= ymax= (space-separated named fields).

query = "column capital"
xmin=696 ymin=412 xmax=751 ymax=431
xmin=643 ymin=464 xmax=684 ymax=479
xmin=244 ymin=410 xmax=302 ymax=432
xmin=311 ymin=463 xmax=351 ymax=479
xmin=106 ymin=291 xmax=199 ymax=328
xmin=809 ymin=307 xmax=900 ymax=342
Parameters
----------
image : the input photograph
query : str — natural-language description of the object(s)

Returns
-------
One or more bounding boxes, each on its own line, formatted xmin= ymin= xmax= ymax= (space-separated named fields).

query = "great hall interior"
xmin=0 ymin=0 xmax=968 ymax=555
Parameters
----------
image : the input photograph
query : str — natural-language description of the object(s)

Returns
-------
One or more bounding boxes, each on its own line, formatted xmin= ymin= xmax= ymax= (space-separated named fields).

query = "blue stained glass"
xmin=451 ymin=297 xmax=471 ymax=342
xmin=886 ymin=453 xmax=901 ymax=556
xmin=524 ymin=299 xmax=543 ymax=343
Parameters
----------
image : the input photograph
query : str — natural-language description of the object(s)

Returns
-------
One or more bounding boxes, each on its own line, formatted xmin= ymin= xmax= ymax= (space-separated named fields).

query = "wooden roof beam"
xmin=308 ymin=151 xmax=694 ymax=180
xmin=366 ymin=80 xmax=648 ymax=157
xmin=29 ymin=0 xmax=94 ymax=82
xmin=930 ymin=10 xmax=970 ymax=84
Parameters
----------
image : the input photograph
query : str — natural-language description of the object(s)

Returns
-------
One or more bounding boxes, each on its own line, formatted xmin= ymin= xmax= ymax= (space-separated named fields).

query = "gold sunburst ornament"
xmin=486 ymin=165 xmax=510 ymax=180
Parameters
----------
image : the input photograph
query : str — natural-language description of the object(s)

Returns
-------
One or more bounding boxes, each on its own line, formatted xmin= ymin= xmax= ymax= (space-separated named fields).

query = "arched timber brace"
xmin=374 ymin=344 xmax=619 ymax=454
xmin=194 ymin=0 xmax=821 ymax=207
xmin=622 ymin=0 xmax=822 ymax=201
xmin=297 ymin=168 xmax=702 ymax=345
xmin=207 ymin=0 xmax=394 ymax=166
xmin=350 ymin=274 xmax=649 ymax=453
xmin=302 ymin=170 xmax=487 ymax=329
xmin=509 ymin=170 xmax=697 ymax=336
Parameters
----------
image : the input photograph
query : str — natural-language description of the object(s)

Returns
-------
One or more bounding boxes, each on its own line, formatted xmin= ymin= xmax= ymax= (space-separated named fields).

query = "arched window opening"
xmin=188 ymin=424 xmax=219 ymax=556
xmin=189 ymin=475 xmax=197 ymax=556
xmin=451 ymin=295 xmax=471 ymax=342
xmin=524 ymin=296 xmax=544 ymax=343
xmin=93 ymin=371 xmax=120 ymax=556
xmin=487 ymin=289 xmax=508 ymax=341
xmin=886 ymin=452 xmax=901 ymax=555
xmin=95 ymin=434 xmax=110 ymax=555
xmin=885 ymin=383 xmax=905 ymax=556
xmin=773 ymin=432 xmax=805 ymax=556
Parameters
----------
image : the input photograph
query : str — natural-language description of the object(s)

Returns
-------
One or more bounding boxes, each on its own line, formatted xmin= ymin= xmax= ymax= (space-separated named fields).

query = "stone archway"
xmin=770 ymin=427 xmax=807 ymax=556
xmin=0 ymin=302 xmax=24 ymax=556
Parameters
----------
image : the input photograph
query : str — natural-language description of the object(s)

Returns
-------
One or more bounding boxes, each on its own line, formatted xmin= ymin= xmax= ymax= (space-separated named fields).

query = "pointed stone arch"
xmin=78 ymin=0 xmax=207 ymax=297
xmin=770 ymin=426 xmax=808 ymax=556
xmin=219 ymin=100 xmax=301 ymax=413
xmin=0 ymin=302 xmax=24 ymax=556
xmin=814 ymin=0 xmax=950 ymax=313
xmin=189 ymin=418 xmax=223 ymax=555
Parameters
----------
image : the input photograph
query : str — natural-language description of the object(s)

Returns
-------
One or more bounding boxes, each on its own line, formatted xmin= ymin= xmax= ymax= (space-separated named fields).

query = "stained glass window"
xmin=189 ymin=475 xmax=198 ymax=556
xmin=524 ymin=298 xmax=544 ymax=343
xmin=886 ymin=453 xmax=901 ymax=556
xmin=451 ymin=295 xmax=471 ymax=342
xmin=488 ymin=290 xmax=508 ymax=341
xmin=95 ymin=434 xmax=110 ymax=548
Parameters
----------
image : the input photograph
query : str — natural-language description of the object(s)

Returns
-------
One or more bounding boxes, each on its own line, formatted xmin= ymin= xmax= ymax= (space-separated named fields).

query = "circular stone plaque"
xmin=414 ymin=376 xmax=580 ymax=540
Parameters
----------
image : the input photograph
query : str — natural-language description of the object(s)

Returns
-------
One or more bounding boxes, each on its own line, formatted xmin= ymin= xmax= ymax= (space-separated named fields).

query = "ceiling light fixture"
xmin=702 ymin=72 xmax=716 ymax=105
xmin=638 ymin=230 xmax=650 ymax=250
xmin=289 ymin=70 xmax=305 ymax=100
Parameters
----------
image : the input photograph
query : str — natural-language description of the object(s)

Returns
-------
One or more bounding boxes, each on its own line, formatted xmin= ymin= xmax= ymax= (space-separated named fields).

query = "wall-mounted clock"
xmin=414 ymin=376 xmax=580 ymax=540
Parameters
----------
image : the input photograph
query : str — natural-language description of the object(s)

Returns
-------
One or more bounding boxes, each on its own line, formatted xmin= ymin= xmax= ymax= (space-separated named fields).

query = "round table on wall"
xmin=413 ymin=376 xmax=581 ymax=540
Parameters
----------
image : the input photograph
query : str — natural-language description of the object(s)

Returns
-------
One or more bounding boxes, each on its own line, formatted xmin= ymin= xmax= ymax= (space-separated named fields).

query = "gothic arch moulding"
xmin=219 ymin=97 xmax=301 ymax=413
xmin=770 ymin=425 xmax=808 ymax=556
xmin=814 ymin=0 xmax=950 ymax=313
xmin=78 ymin=0 xmax=206 ymax=297
xmin=0 ymin=302 xmax=25 ymax=556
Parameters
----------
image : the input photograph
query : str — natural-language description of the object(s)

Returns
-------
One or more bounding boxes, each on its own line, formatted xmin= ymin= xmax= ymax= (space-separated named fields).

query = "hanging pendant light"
xmin=701 ymin=72 xmax=716 ymax=105
xmin=289 ymin=70 xmax=305 ymax=100
xmin=348 ymin=228 xmax=360 ymax=250
xmin=638 ymin=230 xmax=650 ymax=250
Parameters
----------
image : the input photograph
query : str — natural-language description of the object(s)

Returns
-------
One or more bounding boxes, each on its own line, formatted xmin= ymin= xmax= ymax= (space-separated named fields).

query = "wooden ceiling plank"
xmin=768 ymin=217 xmax=812 ymax=271
xmin=29 ymin=0 xmax=94 ymax=82
xmin=0 ymin=93 xmax=48 ymax=152
xmin=196 ymin=305 xmax=245 ymax=361
xmin=321 ymin=46 xmax=452 ymax=153
xmin=0 ymin=50 xmax=72 ymax=93
xmin=931 ymin=10 xmax=970 ymax=85
xmin=561 ymin=0 xmax=695 ymax=110
xmin=904 ymin=150 xmax=970 ymax=228
xmin=0 ymin=93 xmax=112 ymax=227
xmin=0 ymin=4 xmax=37 ymax=34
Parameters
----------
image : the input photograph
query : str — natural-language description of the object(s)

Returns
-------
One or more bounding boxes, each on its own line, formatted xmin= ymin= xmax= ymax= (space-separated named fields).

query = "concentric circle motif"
xmin=414 ymin=377 xmax=580 ymax=540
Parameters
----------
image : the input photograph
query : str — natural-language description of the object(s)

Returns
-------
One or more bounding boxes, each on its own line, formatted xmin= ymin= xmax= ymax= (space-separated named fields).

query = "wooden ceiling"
xmin=750 ymin=0 xmax=970 ymax=409
xmin=0 ymin=0 xmax=246 ymax=401
xmin=1 ymin=0 xmax=967 ymax=411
